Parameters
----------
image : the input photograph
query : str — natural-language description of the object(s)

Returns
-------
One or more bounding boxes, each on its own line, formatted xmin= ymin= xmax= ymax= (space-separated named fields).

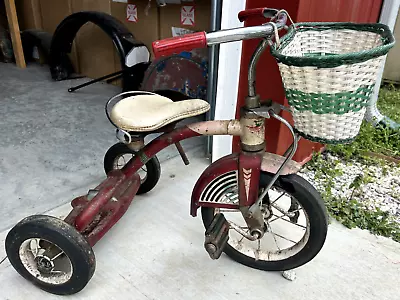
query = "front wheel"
xmin=5 ymin=215 xmax=96 ymax=295
xmin=201 ymin=173 xmax=328 ymax=271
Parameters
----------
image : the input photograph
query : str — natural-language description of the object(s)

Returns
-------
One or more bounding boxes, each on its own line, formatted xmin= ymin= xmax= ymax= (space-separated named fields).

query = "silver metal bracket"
xmin=248 ymin=110 xmax=299 ymax=215
xmin=116 ymin=129 xmax=132 ymax=144
xmin=250 ymin=106 xmax=271 ymax=119
xmin=250 ymin=102 xmax=287 ymax=119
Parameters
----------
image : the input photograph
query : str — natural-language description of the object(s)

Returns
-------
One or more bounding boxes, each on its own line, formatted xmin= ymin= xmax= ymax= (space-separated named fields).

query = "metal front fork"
xmin=249 ymin=110 xmax=299 ymax=214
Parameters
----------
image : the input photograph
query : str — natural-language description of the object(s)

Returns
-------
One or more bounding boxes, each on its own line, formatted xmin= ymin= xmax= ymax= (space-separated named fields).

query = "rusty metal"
xmin=240 ymin=108 xmax=266 ymax=152
xmin=204 ymin=213 xmax=229 ymax=259
xmin=239 ymin=206 xmax=265 ymax=238
xmin=227 ymin=221 xmax=259 ymax=241
xmin=188 ymin=120 xmax=242 ymax=136
xmin=74 ymin=171 xmax=126 ymax=232
xmin=245 ymin=95 xmax=261 ymax=109
xmin=175 ymin=142 xmax=190 ymax=165
xmin=141 ymin=53 xmax=208 ymax=100
xmin=247 ymin=39 xmax=269 ymax=99
xmin=127 ymin=137 xmax=145 ymax=152
xmin=64 ymin=171 xmax=140 ymax=247
xmin=261 ymin=152 xmax=301 ymax=175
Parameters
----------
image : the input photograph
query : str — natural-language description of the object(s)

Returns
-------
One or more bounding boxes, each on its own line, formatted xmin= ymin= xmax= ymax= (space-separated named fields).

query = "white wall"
xmin=365 ymin=0 xmax=400 ymax=124
xmin=212 ymin=0 xmax=246 ymax=162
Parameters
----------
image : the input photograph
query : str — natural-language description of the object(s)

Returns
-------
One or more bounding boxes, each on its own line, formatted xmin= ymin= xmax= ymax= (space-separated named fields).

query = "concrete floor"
xmin=0 ymin=64 xmax=400 ymax=299
xmin=0 ymin=152 xmax=399 ymax=300
xmin=0 ymin=64 xmax=204 ymax=231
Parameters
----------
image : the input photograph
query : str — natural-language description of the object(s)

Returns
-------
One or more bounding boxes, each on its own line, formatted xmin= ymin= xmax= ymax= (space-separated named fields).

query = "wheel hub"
xmin=35 ymin=255 xmax=54 ymax=274
xmin=261 ymin=204 xmax=273 ymax=220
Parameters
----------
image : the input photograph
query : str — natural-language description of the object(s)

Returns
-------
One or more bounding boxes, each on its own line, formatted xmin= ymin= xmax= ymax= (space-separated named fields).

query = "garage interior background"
xmin=9 ymin=0 xmax=212 ymax=84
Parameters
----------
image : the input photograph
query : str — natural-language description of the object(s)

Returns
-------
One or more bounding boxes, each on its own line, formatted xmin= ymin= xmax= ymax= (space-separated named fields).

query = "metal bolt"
xmin=205 ymin=243 xmax=217 ymax=254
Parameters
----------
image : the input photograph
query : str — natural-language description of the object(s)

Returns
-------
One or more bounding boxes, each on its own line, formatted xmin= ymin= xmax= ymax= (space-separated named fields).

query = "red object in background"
xmin=234 ymin=0 xmax=383 ymax=164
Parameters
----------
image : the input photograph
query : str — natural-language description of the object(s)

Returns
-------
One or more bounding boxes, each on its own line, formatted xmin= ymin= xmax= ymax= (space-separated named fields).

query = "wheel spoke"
xmin=51 ymin=251 xmax=64 ymax=261
xmin=271 ymin=203 xmax=293 ymax=216
xmin=266 ymin=222 xmax=281 ymax=251
xmin=271 ymin=191 xmax=286 ymax=205
xmin=271 ymin=203 xmax=302 ymax=218
xmin=269 ymin=214 xmax=307 ymax=229
xmin=288 ymin=207 xmax=303 ymax=214
xmin=271 ymin=232 xmax=297 ymax=244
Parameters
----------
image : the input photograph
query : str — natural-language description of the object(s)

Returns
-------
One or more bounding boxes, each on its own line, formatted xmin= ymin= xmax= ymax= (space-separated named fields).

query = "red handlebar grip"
xmin=238 ymin=8 xmax=265 ymax=22
xmin=152 ymin=32 xmax=207 ymax=58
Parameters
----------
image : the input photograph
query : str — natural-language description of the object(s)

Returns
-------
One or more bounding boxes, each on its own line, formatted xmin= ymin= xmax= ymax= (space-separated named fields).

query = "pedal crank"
xmin=204 ymin=213 xmax=229 ymax=260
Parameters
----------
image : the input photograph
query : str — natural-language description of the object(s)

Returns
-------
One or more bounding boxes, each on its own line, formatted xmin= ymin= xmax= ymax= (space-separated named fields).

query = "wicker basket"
xmin=271 ymin=22 xmax=395 ymax=144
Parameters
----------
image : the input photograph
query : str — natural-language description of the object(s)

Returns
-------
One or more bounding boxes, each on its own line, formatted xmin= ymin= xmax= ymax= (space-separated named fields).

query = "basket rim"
xmin=270 ymin=22 xmax=395 ymax=68
xmin=294 ymin=128 xmax=356 ymax=144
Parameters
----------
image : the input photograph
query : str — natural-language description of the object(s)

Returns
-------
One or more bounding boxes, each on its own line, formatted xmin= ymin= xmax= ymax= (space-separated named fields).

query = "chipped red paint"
xmin=86 ymin=173 xmax=140 ymax=246
xmin=245 ymin=124 xmax=263 ymax=133
xmin=68 ymin=171 xmax=140 ymax=247
xmin=142 ymin=54 xmax=208 ymax=100
xmin=123 ymin=126 xmax=201 ymax=178
xmin=63 ymin=126 xmax=200 ymax=245
xmin=74 ymin=171 xmax=126 ymax=232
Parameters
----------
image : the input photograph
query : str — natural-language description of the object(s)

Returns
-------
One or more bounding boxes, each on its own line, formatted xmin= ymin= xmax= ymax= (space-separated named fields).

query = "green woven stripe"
xmin=286 ymin=85 xmax=375 ymax=115
xmin=270 ymin=22 xmax=395 ymax=68
xmin=294 ymin=128 xmax=356 ymax=144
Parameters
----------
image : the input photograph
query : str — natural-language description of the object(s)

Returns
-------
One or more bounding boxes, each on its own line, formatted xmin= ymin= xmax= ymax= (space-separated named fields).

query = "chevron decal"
xmin=243 ymin=168 xmax=252 ymax=200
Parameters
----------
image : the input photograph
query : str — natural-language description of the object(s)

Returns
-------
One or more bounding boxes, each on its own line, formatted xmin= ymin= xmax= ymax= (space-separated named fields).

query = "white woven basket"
xmin=271 ymin=23 xmax=395 ymax=144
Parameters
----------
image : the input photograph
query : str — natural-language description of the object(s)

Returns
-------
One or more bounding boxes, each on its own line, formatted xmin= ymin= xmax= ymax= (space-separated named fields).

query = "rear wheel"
xmin=104 ymin=143 xmax=161 ymax=194
xmin=5 ymin=215 xmax=95 ymax=295
xmin=201 ymin=172 xmax=328 ymax=271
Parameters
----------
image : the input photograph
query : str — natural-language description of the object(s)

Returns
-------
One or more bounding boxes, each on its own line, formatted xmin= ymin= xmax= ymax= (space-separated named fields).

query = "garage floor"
xmin=0 ymin=64 xmax=205 ymax=231
xmin=1 ymin=64 xmax=400 ymax=300
xmin=0 ymin=151 xmax=399 ymax=300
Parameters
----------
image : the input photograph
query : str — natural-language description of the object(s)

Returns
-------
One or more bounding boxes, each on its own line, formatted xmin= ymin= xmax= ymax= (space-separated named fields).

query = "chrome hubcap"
xmin=19 ymin=238 xmax=73 ymax=284
xmin=113 ymin=154 xmax=147 ymax=184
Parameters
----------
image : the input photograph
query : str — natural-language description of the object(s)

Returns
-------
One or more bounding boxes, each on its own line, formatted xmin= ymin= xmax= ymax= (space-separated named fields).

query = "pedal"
xmin=204 ymin=213 xmax=229 ymax=260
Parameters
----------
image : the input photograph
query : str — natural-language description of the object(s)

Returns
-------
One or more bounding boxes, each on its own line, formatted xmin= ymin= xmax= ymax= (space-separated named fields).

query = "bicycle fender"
xmin=261 ymin=152 xmax=302 ymax=175
xmin=190 ymin=152 xmax=301 ymax=217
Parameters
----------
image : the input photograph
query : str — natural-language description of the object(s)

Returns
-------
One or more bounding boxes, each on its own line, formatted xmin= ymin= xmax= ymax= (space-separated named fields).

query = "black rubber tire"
xmin=5 ymin=215 xmax=95 ymax=295
xmin=201 ymin=172 xmax=328 ymax=271
xmin=104 ymin=143 xmax=161 ymax=195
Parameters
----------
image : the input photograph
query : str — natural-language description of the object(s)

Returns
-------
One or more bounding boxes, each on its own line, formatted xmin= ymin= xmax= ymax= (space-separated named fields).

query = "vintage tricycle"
xmin=6 ymin=7 xmax=393 ymax=295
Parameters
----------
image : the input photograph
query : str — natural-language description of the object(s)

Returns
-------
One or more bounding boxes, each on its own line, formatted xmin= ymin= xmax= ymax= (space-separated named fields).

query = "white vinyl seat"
xmin=110 ymin=94 xmax=210 ymax=132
